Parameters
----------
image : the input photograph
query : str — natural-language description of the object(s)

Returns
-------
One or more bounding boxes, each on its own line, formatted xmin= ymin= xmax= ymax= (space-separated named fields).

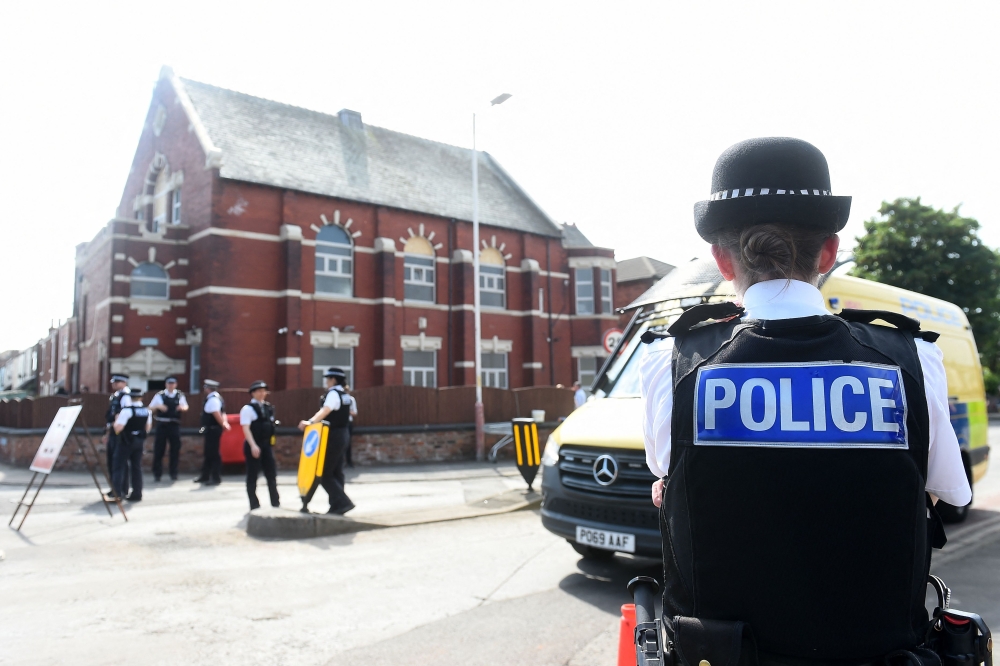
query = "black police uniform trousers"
xmin=152 ymin=420 xmax=182 ymax=480
xmin=105 ymin=429 xmax=118 ymax=491
xmin=244 ymin=441 xmax=279 ymax=509
xmin=113 ymin=435 xmax=145 ymax=500
xmin=320 ymin=426 xmax=352 ymax=510
xmin=198 ymin=425 xmax=223 ymax=483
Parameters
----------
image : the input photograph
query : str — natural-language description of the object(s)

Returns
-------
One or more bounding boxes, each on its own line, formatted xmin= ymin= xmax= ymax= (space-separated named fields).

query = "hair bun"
xmin=740 ymin=225 xmax=796 ymax=279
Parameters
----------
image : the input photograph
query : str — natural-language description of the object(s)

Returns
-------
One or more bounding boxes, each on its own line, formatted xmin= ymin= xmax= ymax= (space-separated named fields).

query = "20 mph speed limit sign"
xmin=602 ymin=328 xmax=623 ymax=354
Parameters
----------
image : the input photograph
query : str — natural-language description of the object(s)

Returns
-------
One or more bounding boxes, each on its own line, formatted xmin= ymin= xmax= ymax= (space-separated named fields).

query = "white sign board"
xmin=29 ymin=405 xmax=82 ymax=474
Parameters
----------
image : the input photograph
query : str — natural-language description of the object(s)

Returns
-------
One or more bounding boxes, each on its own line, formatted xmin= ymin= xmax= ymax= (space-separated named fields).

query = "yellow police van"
xmin=539 ymin=259 xmax=991 ymax=559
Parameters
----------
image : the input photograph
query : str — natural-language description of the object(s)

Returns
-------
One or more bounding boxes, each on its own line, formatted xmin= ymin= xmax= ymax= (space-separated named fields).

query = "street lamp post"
xmin=473 ymin=93 xmax=512 ymax=461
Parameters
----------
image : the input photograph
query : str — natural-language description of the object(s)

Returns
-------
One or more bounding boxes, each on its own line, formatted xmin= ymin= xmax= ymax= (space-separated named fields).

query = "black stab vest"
xmin=201 ymin=392 xmax=225 ymax=428
xmin=247 ymin=401 xmax=276 ymax=447
xmin=320 ymin=387 xmax=351 ymax=428
xmin=155 ymin=390 xmax=183 ymax=422
xmin=106 ymin=389 xmax=128 ymax=426
xmin=121 ymin=406 xmax=151 ymax=444
xmin=661 ymin=308 xmax=933 ymax=661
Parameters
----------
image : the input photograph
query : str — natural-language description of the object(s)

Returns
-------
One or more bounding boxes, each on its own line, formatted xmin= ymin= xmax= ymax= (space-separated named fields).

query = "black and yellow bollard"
xmin=512 ymin=417 xmax=542 ymax=490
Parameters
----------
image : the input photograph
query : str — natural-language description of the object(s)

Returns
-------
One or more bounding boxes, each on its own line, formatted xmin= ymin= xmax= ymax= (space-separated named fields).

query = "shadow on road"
xmin=558 ymin=552 xmax=661 ymax=617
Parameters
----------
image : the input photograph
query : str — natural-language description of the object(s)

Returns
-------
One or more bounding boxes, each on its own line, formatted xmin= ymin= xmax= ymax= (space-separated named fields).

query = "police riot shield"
xmin=297 ymin=422 xmax=329 ymax=509
xmin=512 ymin=417 xmax=541 ymax=490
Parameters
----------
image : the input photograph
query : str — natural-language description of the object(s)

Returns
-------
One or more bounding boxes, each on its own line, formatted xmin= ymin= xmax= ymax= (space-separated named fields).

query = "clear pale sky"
xmin=1 ymin=2 xmax=997 ymax=351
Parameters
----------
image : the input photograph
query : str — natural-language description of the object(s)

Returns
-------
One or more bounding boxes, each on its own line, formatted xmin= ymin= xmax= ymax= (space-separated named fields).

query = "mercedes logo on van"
xmin=592 ymin=454 xmax=619 ymax=486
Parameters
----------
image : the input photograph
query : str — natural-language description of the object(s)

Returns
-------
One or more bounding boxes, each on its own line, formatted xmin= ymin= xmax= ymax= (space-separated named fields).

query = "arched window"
xmin=403 ymin=236 xmax=435 ymax=302
xmin=131 ymin=263 xmax=169 ymax=299
xmin=315 ymin=225 xmax=353 ymax=296
xmin=479 ymin=248 xmax=506 ymax=308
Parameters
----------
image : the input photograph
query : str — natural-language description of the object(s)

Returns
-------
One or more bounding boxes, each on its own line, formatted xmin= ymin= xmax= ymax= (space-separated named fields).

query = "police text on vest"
xmin=694 ymin=362 xmax=908 ymax=449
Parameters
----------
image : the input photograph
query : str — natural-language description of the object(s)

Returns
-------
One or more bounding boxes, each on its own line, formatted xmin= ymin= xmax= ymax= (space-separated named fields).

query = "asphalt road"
xmin=1 ymin=430 xmax=997 ymax=665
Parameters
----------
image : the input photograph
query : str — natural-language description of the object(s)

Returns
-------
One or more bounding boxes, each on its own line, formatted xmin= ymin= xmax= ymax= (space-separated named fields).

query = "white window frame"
xmin=312 ymin=347 xmax=354 ymax=388
xmin=481 ymin=352 xmax=508 ymax=389
xmin=402 ymin=350 xmax=437 ymax=387
xmin=403 ymin=255 xmax=435 ymax=302
xmin=171 ymin=188 xmax=182 ymax=225
xmin=130 ymin=263 xmax=169 ymax=300
xmin=480 ymin=264 xmax=506 ymax=309
xmin=575 ymin=268 xmax=594 ymax=315
xmin=578 ymin=356 xmax=605 ymax=390
xmin=600 ymin=268 xmax=613 ymax=314
xmin=315 ymin=227 xmax=353 ymax=296
xmin=189 ymin=344 xmax=200 ymax=393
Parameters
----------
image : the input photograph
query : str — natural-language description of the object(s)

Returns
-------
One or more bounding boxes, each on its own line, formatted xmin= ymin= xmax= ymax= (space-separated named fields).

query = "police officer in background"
xmin=240 ymin=380 xmax=280 ymax=510
xmin=149 ymin=376 xmax=189 ymax=482
xmin=195 ymin=379 xmax=229 ymax=485
xmin=640 ymin=138 xmax=972 ymax=663
xmin=297 ymin=367 xmax=354 ymax=514
xmin=113 ymin=387 xmax=151 ymax=502
xmin=104 ymin=373 xmax=132 ymax=498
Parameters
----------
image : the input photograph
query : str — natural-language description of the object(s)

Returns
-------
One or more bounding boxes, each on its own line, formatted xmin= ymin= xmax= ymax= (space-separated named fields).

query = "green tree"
xmin=851 ymin=197 xmax=1000 ymax=371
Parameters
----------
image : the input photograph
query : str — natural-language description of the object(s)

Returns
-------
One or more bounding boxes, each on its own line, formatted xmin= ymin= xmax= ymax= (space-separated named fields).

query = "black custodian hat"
xmin=110 ymin=373 xmax=129 ymax=383
xmin=248 ymin=380 xmax=268 ymax=393
xmin=693 ymin=137 xmax=852 ymax=242
xmin=323 ymin=367 xmax=346 ymax=379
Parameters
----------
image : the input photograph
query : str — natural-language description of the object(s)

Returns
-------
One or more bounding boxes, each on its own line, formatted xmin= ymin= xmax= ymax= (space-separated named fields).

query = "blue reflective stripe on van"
xmin=694 ymin=362 xmax=909 ymax=449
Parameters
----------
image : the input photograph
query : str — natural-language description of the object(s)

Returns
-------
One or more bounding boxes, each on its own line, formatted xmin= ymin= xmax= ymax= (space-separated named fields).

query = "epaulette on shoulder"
xmin=665 ymin=302 xmax=745 ymax=337
xmin=836 ymin=308 xmax=940 ymax=342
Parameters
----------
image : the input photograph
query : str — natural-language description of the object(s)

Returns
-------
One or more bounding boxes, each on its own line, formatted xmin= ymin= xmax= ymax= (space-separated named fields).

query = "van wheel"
xmin=937 ymin=458 xmax=973 ymax=524
xmin=570 ymin=542 xmax=616 ymax=561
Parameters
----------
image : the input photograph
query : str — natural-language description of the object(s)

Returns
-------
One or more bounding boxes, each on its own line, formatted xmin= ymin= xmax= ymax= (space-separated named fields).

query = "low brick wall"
xmin=0 ymin=425 xmax=552 ymax=475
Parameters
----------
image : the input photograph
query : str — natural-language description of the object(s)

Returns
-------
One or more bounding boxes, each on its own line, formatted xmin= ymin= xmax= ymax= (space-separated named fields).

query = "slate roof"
xmin=616 ymin=256 xmax=675 ymax=283
xmin=560 ymin=223 xmax=595 ymax=248
xmin=178 ymin=78 xmax=562 ymax=237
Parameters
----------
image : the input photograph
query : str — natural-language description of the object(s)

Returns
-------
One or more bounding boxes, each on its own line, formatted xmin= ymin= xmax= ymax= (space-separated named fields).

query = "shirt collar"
xmin=740 ymin=279 xmax=829 ymax=321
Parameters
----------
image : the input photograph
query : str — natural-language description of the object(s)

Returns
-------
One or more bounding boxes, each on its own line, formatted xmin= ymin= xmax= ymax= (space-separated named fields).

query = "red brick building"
xmin=69 ymin=68 xmax=620 ymax=394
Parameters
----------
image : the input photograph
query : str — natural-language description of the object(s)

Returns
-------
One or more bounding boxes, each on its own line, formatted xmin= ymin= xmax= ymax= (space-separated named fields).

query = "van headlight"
xmin=541 ymin=436 xmax=560 ymax=466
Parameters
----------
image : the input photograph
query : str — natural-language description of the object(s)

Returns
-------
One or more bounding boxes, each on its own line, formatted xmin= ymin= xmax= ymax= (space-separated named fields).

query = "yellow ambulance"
xmin=539 ymin=260 xmax=990 ymax=559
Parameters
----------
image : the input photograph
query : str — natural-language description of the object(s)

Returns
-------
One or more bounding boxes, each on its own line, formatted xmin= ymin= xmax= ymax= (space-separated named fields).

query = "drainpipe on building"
xmin=546 ymin=240 xmax=555 ymax=386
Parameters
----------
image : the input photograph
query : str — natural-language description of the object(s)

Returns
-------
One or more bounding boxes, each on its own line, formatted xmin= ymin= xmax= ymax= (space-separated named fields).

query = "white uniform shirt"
xmin=148 ymin=390 xmax=189 ymax=411
xmin=640 ymin=279 xmax=973 ymax=507
xmin=204 ymin=391 xmax=223 ymax=414
xmin=118 ymin=390 xmax=133 ymax=410
xmin=239 ymin=399 xmax=263 ymax=425
xmin=323 ymin=387 xmax=344 ymax=411
xmin=346 ymin=395 xmax=357 ymax=421
xmin=114 ymin=403 xmax=152 ymax=429
xmin=574 ymin=388 xmax=587 ymax=408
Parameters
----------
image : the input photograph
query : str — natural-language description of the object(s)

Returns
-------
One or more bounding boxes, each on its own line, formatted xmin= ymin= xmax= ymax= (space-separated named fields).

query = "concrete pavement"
xmin=1 ymin=435 xmax=997 ymax=665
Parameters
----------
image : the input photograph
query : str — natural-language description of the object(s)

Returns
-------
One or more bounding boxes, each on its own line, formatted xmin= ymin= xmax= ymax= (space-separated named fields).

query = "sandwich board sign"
xmin=11 ymin=403 xmax=126 ymax=531
xmin=29 ymin=405 xmax=82 ymax=474
xmin=297 ymin=422 xmax=329 ymax=510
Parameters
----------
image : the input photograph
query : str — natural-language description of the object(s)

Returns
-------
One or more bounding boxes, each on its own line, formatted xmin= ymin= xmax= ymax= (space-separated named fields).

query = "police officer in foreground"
xmin=297 ymin=367 xmax=354 ymax=514
xmin=640 ymin=138 xmax=972 ymax=664
xmin=104 ymin=373 xmax=132 ymax=498
xmin=148 ymin=376 xmax=189 ymax=482
xmin=112 ymin=387 xmax=151 ymax=501
xmin=195 ymin=379 xmax=230 ymax=485
xmin=240 ymin=380 xmax=280 ymax=510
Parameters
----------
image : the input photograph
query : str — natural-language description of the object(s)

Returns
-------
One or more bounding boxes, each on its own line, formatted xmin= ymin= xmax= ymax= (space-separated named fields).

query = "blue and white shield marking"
xmin=303 ymin=430 xmax=320 ymax=457
xmin=694 ymin=362 xmax=908 ymax=449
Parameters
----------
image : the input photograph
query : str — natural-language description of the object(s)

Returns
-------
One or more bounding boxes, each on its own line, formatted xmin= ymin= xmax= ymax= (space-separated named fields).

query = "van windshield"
xmin=593 ymin=322 xmax=649 ymax=398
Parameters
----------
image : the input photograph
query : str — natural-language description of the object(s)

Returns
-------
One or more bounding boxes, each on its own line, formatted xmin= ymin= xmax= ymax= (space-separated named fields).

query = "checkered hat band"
xmin=709 ymin=188 xmax=832 ymax=201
